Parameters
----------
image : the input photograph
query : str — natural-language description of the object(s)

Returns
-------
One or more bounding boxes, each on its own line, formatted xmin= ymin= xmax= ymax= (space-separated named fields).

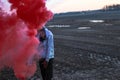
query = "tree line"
xmin=103 ymin=4 xmax=120 ymax=11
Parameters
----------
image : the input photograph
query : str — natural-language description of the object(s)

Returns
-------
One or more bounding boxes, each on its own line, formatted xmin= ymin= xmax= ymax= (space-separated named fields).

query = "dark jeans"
xmin=39 ymin=58 xmax=54 ymax=80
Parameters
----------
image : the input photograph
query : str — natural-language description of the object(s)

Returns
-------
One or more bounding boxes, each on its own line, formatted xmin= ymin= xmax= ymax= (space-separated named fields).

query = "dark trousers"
xmin=39 ymin=58 xmax=54 ymax=80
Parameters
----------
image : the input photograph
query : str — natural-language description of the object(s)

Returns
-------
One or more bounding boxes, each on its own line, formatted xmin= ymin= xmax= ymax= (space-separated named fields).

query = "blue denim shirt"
xmin=37 ymin=28 xmax=54 ymax=62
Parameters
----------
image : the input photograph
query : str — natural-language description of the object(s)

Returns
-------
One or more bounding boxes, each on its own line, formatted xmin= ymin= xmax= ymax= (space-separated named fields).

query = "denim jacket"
xmin=37 ymin=28 xmax=54 ymax=62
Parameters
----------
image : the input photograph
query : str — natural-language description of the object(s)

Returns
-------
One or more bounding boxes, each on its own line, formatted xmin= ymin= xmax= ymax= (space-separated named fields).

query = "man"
xmin=37 ymin=27 xmax=54 ymax=80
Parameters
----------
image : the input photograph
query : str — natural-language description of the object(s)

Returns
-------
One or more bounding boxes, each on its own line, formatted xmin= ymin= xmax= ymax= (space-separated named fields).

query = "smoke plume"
xmin=0 ymin=0 xmax=53 ymax=79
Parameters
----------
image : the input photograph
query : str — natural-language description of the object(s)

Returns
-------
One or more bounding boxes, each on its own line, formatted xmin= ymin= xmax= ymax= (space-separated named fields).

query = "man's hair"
xmin=38 ymin=27 xmax=45 ymax=32
xmin=39 ymin=27 xmax=46 ymax=42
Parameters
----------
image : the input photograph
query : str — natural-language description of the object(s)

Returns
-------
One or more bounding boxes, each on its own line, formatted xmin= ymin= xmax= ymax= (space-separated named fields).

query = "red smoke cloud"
xmin=0 ymin=0 xmax=53 ymax=79
xmin=9 ymin=0 xmax=53 ymax=29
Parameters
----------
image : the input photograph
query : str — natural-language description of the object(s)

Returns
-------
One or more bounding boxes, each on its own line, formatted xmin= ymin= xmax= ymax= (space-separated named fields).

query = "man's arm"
xmin=46 ymin=34 xmax=54 ymax=62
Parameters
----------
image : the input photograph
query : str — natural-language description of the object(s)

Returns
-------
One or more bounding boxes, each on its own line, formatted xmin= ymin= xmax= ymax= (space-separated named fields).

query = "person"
xmin=37 ymin=27 xmax=54 ymax=80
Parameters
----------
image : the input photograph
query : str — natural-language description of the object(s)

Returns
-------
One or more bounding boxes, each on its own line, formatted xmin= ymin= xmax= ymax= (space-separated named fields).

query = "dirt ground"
xmin=50 ymin=23 xmax=120 ymax=80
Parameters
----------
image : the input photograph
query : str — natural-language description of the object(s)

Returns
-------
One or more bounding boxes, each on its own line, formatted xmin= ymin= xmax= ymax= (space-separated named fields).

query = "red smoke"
xmin=9 ymin=0 xmax=53 ymax=29
xmin=0 ymin=0 xmax=53 ymax=79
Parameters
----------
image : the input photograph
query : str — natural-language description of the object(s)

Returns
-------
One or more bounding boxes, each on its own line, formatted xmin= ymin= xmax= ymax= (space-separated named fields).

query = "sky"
xmin=1 ymin=0 xmax=120 ymax=13
xmin=46 ymin=0 xmax=120 ymax=13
